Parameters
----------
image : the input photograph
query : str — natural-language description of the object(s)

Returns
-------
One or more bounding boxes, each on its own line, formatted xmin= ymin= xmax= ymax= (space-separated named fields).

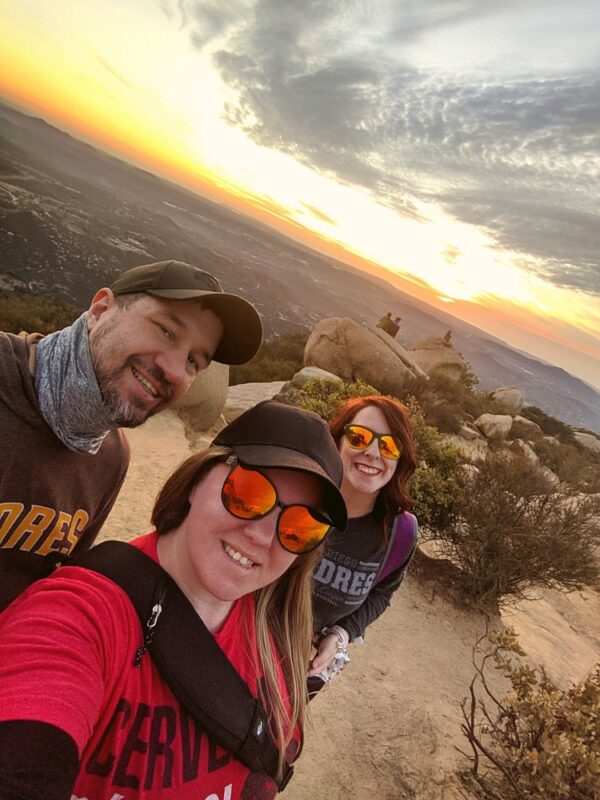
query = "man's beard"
xmin=94 ymin=355 xmax=172 ymax=428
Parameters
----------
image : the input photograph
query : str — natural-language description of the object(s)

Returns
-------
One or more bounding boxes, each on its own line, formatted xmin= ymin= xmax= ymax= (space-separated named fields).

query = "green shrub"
xmin=284 ymin=377 xmax=380 ymax=421
xmin=229 ymin=332 xmax=307 ymax=385
xmin=521 ymin=406 xmax=576 ymax=445
xmin=429 ymin=452 xmax=600 ymax=610
xmin=403 ymin=397 xmax=463 ymax=532
xmin=396 ymin=370 xmax=494 ymax=431
xmin=0 ymin=293 xmax=81 ymax=334
xmin=461 ymin=628 xmax=600 ymax=800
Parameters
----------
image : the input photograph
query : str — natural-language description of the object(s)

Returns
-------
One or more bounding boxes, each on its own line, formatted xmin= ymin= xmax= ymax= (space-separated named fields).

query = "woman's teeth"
xmin=132 ymin=367 xmax=158 ymax=397
xmin=356 ymin=463 xmax=380 ymax=475
xmin=224 ymin=543 xmax=255 ymax=568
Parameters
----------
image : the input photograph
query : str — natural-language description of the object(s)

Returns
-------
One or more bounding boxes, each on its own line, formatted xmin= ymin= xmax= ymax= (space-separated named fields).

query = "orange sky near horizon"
xmin=1 ymin=8 xmax=599 ymax=391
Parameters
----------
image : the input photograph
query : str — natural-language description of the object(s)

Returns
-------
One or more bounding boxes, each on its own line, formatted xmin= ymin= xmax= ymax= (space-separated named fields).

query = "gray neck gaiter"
xmin=34 ymin=313 xmax=114 ymax=454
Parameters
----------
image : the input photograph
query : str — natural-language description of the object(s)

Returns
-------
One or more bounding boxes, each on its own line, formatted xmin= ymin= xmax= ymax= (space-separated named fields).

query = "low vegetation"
xmin=229 ymin=332 xmax=307 ymax=385
xmin=521 ymin=405 xmax=577 ymax=444
xmin=533 ymin=437 xmax=600 ymax=494
xmin=0 ymin=293 xmax=81 ymax=334
xmin=428 ymin=452 xmax=600 ymax=610
xmin=461 ymin=628 xmax=600 ymax=800
xmin=395 ymin=370 xmax=503 ymax=434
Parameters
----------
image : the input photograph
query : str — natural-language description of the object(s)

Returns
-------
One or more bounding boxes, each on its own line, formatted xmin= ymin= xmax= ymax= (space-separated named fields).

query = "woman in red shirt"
xmin=0 ymin=400 xmax=346 ymax=800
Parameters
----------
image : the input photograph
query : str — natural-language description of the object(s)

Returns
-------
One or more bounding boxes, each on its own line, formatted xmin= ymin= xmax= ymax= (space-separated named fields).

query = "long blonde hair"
xmin=152 ymin=446 xmax=317 ymax=777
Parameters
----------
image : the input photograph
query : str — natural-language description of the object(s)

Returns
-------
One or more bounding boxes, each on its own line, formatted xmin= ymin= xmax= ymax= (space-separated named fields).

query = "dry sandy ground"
xmin=102 ymin=411 xmax=600 ymax=800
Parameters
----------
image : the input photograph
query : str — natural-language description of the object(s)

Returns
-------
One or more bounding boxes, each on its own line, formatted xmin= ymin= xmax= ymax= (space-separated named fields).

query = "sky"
xmin=1 ymin=0 xmax=600 ymax=389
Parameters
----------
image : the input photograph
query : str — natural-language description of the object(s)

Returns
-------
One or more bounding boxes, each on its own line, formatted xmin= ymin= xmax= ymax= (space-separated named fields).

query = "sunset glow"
xmin=1 ymin=0 xmax=599 ymax=389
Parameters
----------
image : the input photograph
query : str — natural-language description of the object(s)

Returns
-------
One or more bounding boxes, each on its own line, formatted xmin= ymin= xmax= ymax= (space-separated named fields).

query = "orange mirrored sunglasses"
xmin=221 ymin=460 xmax=333 ymax=554
xmin=343 ymin=424 xmax=401 ymax=460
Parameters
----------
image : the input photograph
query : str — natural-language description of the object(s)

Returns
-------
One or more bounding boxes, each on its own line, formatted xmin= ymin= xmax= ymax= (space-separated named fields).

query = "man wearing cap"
xmin=0 ymin=260 xmax=262 ymax=607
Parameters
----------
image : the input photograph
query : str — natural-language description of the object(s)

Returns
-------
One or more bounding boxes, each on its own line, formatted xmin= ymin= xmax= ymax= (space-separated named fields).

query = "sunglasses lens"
xmin=222 ymin=465 xmax=276 ymax=519
xmin=380 ymin=435 xmax=401 ymax=460
xmin=345 ymin=425 xmax=374 ymax=450
xmin=278 ymin=506 xmax=331 ymax=554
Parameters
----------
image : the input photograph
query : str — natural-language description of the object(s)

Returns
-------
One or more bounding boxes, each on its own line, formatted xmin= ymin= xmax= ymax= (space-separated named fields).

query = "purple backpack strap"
xmin=375 ymin=512 xmax=419 ymax=585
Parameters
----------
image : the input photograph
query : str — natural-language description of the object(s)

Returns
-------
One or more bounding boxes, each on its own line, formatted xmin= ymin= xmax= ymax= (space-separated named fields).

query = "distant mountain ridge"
xmin=1 ymin=101 xmax=599 ymax=433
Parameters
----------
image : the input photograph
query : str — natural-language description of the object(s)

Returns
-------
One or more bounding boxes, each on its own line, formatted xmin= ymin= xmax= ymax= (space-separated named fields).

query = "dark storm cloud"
xmin=176 ymin=0 xmax=600 ymax=295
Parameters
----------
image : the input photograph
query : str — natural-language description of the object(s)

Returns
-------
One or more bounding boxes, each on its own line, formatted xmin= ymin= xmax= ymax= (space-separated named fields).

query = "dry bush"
xmin=429 ymin=452 xmax=600 ymax=610
xmin=0 ymin=293 xmax=81 ymax=334
xmin=521 ymin=406 xmax=576 ymax=445
xmin=461 ymin=628 xmax=600 ymax=800
xmin=534 ymin=437 xmax=600 ymax=494
xmin=397 ymin=370 xmax=489 ymax=432
xmin=229 ymin=331 xmax=308 ymax=385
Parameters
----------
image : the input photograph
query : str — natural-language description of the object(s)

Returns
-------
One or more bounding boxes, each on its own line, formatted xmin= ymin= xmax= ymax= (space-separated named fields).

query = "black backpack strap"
xmin=72 ymin=541 xmax=292 ymax=789
xmin=0 ymin=549 xmax=65 ymax=613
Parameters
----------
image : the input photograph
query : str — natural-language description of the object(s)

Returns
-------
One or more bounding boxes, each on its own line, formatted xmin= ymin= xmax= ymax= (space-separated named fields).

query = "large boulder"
xmin=289 ymin=366 xmax=343 ymax=389
xmin=574 ymin=432 xmax=600 ymax=454
xmin=409 ymin=335 xmax=469 ymax=381
xmin=224 ymin=381 xmax=287 ymax=422
xmin=475 ymin=413 xmax=513 ymax=441
xmin=491 ymin=387 xmax=525 ymax=414
xmin=442 ymin=433 xmax=489 ymax=462
xmin=511 ymin=415 xmax=543 ymax=438
xmin=172 ymin=361 xmax=229 ymax=431
xmin=458 ymin=422 xmax=482 ymax=441
xmin=304 ymin=317 xmax=425 ymax=396
xmin=510 ymin=438 xmax=540 ymax=467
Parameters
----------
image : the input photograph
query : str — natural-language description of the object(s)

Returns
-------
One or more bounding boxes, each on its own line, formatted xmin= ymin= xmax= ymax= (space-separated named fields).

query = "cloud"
xmin=91 ymin=52 xmax=136 ymax=91
xmin=169 ymin=0 xmax=251 ymax=48
xmin=178 ymin=0 xmax=600 ymax=296
xmin=300 ymin=202 xmax=336 ymax=225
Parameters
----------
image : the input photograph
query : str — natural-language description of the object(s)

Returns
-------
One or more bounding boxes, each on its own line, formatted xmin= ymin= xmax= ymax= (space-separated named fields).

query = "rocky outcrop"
xmin=510 ymin=438 xmax=540 ymax=467
xmin=512 ymin=415 xmax=543 ymax=437
xmin=458 ymin=422 xmax=481 ymax=441
xmin=574 ymin=432 xmax=600 ymax=454
xmin=491 ymin=387 xmax=525 ymax=414
xmin=287 ymin=366 xmax=343 ymax=389
xmin=442 ymin=433 xmax=489 ymax=462
xmin=223 ymin=381 xmax=286 ymax=422
xmin=474 ymin=413 xmax=513 ymax=441
xmin=409 ymin=335 xmax=469 ymax=381
xmin=172 ymin=361 xmax=229 ymax=431
xmin=304 ymin=317 xmax=425 ymax=396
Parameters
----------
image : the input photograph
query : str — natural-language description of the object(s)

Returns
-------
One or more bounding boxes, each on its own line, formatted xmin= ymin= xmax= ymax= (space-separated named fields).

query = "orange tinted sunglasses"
xmin=221 ymin=459 xmax=333 ymax=554
xmin=343 ymin=424 xmax=401 ymax=460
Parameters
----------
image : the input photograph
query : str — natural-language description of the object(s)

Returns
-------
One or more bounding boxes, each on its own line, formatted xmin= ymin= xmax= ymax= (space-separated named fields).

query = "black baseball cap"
xmin=110 ymin=260 xmax=263 ymax=365
xmin=213 ymin=400 xmax=347 ymax=531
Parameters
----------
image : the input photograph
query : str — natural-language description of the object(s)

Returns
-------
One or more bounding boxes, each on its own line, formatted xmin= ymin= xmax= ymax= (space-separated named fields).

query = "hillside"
xmin=1 ymin=101 xmax=599 ymax=432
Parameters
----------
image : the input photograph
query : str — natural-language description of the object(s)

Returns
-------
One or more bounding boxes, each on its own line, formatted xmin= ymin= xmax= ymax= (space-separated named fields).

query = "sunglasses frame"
xmin=220 ymin=457 xmax=333 ymax=554
xmin=343 ymin=424 xmax=401 ymax=460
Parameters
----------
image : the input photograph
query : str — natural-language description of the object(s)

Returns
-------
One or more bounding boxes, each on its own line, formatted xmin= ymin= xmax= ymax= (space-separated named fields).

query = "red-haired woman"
xmin=309 ymin=395 xmax=418 ymax=692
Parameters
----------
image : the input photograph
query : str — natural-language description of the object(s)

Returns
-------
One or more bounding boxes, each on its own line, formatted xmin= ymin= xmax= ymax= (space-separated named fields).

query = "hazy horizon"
xmin=1 ymin=1 xmax=599 ymax=390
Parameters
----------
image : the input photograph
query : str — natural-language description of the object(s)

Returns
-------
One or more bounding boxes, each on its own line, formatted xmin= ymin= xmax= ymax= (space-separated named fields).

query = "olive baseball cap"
xmin=111 ymin=260 xmax=263 ymax=365
xmin=213 ymin=400 xmax=348 ymax=531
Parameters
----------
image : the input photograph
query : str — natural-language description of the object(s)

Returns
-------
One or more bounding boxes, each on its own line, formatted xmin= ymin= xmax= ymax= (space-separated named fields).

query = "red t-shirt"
xmin=0 ymin=533 xmax=286 ymax=799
